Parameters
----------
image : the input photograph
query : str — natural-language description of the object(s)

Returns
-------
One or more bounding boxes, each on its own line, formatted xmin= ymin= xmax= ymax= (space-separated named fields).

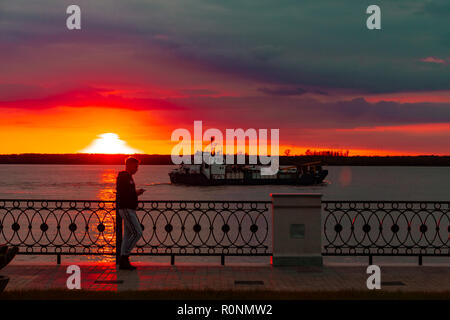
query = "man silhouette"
xmin=116 ymin=157 xmax=145 ymax=270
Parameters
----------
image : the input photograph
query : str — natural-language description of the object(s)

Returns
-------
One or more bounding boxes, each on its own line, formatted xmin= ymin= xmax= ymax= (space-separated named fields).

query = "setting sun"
xmin=80 ymin=133 xmax=142 ymax=154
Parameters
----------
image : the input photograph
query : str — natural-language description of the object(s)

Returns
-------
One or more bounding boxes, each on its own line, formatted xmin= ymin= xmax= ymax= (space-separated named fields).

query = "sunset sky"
xmin=1 ymin=0 xmax=449 ymax=155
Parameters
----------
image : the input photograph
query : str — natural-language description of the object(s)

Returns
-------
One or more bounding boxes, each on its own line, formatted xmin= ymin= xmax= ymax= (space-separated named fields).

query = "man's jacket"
xmin=116 ymin=171 xmax=138 ymax=209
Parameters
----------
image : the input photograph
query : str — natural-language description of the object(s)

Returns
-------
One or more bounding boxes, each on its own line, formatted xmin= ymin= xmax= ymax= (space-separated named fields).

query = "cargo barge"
xmin=169 ymin=161 xmax=328 ymax=186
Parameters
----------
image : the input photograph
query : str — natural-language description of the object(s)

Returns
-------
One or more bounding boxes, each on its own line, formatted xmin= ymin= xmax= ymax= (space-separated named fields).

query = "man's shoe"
xmin=6 ymin=247 xmax=18 ymax=266
xmin=0 ymin=255 xmax=6 ymax=270
xmin=0 ymin=245 xmax=7 ymax=255
xmin=119 ymin=255 xmax=136 ymax=270
xmin=0 ymin=246 xmax=18 ymax=270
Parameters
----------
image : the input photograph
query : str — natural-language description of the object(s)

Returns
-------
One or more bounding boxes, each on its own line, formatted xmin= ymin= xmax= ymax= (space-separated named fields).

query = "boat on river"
xmin=169 ymin=161 xmax=328 ymax=186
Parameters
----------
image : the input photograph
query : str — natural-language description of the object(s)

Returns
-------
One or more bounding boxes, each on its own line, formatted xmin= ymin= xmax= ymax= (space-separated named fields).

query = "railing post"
xmin=271 ymin=193 xmax=323 ymax=266
xmin=115 ymin=208 xmax=122 ymax=265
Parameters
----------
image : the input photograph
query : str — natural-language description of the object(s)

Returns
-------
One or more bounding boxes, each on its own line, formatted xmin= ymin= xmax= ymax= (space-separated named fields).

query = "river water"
xmin=1 ymin=164 xmax=449 ymax=201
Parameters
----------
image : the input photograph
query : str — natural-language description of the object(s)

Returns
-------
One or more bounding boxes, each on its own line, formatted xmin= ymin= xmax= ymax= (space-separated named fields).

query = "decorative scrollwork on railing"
xmin=0 ymin=200 xmax=272 ymax=257
xmin=322 ymin=201 xmax=450 ymax=256
xmin=133 ymin=201 xmax=271 ymax=255
xmin=0 ymin=200 xmax=116 ymax=255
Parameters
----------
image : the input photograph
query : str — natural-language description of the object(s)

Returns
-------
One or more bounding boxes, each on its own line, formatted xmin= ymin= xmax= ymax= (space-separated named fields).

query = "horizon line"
xmin=1 ymin=153 xmax=450 ymax=157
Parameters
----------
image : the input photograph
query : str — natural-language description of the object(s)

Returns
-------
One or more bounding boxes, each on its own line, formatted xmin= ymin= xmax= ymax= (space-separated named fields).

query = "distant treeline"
xmin=1 ymin=154 xmax=450 ymax=166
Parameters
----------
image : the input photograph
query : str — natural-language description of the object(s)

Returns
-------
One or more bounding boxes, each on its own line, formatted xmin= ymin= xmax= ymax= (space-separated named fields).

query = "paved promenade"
xmin=2 ymin=262 xmax=449 ymax=292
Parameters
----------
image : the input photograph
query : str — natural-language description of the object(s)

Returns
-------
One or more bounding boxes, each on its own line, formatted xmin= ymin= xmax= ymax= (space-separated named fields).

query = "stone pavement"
xmin=2 ymin=262 xmax=449 ymax=292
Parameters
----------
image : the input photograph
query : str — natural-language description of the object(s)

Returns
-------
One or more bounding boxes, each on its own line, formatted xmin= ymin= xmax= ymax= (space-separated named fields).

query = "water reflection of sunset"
xmin=97 ymin=169 xmax=117 ymax=201
xmin=88 ymin=169 xmax=118 ymax=263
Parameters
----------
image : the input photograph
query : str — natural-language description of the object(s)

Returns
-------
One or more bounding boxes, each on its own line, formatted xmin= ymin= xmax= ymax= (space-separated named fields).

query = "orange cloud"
xmin=336 ymin=123 xmax=450 ymax=134
xmin=365 ymin=90 xmax=450 ymax=104
xmin=420 ymin=57 xmax=447 ymax=64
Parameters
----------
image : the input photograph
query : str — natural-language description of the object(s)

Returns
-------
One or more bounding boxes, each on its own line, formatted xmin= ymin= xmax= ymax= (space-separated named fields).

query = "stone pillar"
xmin=271 ymin=193 xmax=323 ymax=266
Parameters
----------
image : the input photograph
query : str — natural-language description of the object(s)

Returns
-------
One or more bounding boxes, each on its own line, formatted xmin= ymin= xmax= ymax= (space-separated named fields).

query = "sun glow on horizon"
xmin=80 ymin=133 xmax=142 ymax=154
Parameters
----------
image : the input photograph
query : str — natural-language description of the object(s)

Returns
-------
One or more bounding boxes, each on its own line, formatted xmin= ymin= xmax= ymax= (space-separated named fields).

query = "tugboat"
xmin=169 ymin=161 xmax=328 ymax=186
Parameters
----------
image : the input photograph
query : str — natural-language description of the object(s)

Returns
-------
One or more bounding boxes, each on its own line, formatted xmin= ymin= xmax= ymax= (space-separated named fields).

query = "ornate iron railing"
xmin=322 ymin=201 xmax=450 ymax=264
xmin=2 ymin=199 xmax=449 ymax=265
xmin=0 ymin=200 xmax=117 ymax=262
xmin=0 ymin=200 xmax=272 ymax=264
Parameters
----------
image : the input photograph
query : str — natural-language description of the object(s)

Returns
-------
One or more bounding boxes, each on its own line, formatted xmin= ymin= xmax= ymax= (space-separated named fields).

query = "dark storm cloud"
xmin=181 ymin=89 xmax=220 ymax=96
xmin=2 ymin=0 xmax=449 ymax=94
xmin=258 ymin=87 xmax=309 ymax=96
xmin=258 ymin=86 xmax=329 ymax=96
xmin=418 ymin=0 xmax=450 ymax=17
xmin=167 ymin=95 xmax=450 ymax=130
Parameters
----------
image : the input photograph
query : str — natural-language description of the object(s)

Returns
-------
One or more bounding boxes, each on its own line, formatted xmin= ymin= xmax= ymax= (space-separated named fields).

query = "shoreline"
xmin=1 ymin=154 xmax=450 ymax=166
